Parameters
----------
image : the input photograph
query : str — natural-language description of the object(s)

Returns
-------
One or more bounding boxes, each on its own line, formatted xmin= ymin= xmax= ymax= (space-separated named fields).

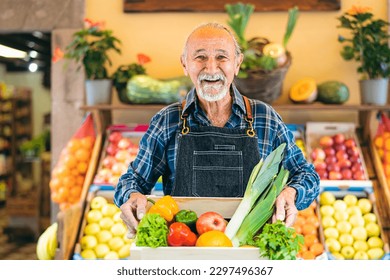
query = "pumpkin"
xmin=289 ymin=78 xmax=318 ymax=104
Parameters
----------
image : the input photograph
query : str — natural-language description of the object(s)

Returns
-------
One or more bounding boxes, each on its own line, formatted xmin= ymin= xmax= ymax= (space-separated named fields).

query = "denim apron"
xmin=171 ymin=96 xmax=261 ymax=197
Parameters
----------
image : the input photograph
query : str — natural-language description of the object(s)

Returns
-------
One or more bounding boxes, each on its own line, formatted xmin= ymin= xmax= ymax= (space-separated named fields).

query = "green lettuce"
xmin=135 ymin=213 xmax=168 ymax=248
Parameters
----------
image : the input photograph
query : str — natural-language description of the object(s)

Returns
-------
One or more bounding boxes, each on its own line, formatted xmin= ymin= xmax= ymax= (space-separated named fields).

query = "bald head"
xmin=181 ymin=22 xmax=242 ymax=63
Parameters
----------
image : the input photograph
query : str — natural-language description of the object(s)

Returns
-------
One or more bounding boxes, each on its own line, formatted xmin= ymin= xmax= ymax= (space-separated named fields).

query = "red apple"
xmin=108 ymin=131 xmax=123 ymax=144
xmin=353 ymin=170 xmax=366 ymax=180
xmin=327 ymin=162 xmax=340 ymax=172
xmin=319 ymin=136 xmax=334 ymax=148
xmin=102 ymin=156 xmax=116 ymax=169
xmin=111 ymin=162 xmax=128 ymax=175
xmin=336 ymin=150 xmax=348 ymax=161
xmin=338 ymin=159 xmax=352 ymax=169
xmin=328 ymin=170 xmax=342 ymax=180
xmin=333 ymin=133 xmax=345 ymax=145
xmin=341 ymin=168 xmax=353 ymax=180
xmin=349 ymin=155 xmax=361 ymax=164
xmin=118 ymin=138 xmax=131 ymax=150
xmin=316 ymin=169 xmax=328 ymax=180
xmin=114 ymin=150 xmax=131 ymax=162
xmin=334 ymin=144 xmax=347 ymax=152
xmin=196 ymin=211 xmax=227 ymax=235
xmin=106 ymin=143 xmax=119 ymax=156
xmin=325 ymin=156 xmax=337 ymax=165
xmin=324 ymin=147 xmax=336 ymax=157
xmin=351 ymin=162 xmax=363 ymax=173
xmin=313 ymin=159 xmax=327 ymax=171
xmin=344 ymin=138 xmax=356 ymax=148
xmin=311 ymin=148 xmax=326 ymax=161
xmin=347 ymin=146 xmax=360 ymax=157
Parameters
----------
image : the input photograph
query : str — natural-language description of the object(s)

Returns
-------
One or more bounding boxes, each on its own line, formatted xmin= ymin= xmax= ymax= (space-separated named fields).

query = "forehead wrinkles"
xmin=192 ymin=48 xmax=230 ymax=57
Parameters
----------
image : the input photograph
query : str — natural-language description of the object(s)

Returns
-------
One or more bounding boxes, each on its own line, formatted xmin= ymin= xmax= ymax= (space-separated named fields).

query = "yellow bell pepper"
xmin=148 ymin=195 xmax=179 ymax=222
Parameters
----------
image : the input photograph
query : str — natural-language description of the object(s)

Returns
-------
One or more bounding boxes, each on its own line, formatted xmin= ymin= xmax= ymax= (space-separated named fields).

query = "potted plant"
xmin=337 ymin=6 xmax=390 ymax=105
xmin=112 ymin=53 xmax=151 ymax=103
xmin=53 ymin=18 xmax=122 ymax=105
xmin=225 ymin=2 xmax=299 ymax=103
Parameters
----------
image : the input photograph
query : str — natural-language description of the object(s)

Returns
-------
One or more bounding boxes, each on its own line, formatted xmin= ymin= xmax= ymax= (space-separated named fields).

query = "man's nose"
xmin=204 ymin=58 xmax=219 ymax=73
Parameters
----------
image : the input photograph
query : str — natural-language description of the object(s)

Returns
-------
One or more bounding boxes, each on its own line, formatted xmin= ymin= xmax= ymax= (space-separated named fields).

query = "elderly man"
xmin=114 ymin=22 xmax=320 ymax=237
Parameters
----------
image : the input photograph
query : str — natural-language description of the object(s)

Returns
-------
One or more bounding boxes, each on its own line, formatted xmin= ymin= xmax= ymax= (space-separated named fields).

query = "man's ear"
xmin=235 ymin=53 xmax=244 ymax=76
xmin=180 ymin=56 xmax=188 ymax=76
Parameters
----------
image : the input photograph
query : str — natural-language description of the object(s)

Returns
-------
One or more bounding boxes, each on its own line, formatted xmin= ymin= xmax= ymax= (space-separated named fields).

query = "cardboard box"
xmin=306 ymin=122 xmax=373 ymax=191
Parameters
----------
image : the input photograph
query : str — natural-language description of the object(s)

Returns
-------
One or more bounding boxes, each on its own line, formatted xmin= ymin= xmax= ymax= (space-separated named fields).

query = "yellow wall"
xmin=86 ymin=0 xmax=388 ymax=105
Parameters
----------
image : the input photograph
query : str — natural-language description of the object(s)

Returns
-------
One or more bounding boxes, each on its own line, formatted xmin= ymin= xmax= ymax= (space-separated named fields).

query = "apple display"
xmin=353 ymin=240 xmax=369 ymax=252
xmin=319 ymin=191 xmax=336 ymax=205
xmin=106 ymin=143 xmax=119 ymax=156
xmin=341 ymin=168 xmax=352 ymax=180
xmin=108 ymin=131 xmax=123 ymax=144
xmin=117 ymin=138 xmax=131 ymax=150
xmin=102 ymin=156 xmax=116 ymax=168
xmin=344 ymin=138 xmax=356 ymax=148
xmin=335 ymin=150 xmax=348 ymax=161
xmin=333 ymin=144 xmax=347 ymax=152
xmin=101 ymin=203 xmax=119 ymax=217
xmin=104 ymin=251 xmax=120 ymax=260
xmin=313 ymin=160 xmax=327 ymax=171
xmin=327 ymin=163 xmax=340 ymax=172
xmin=323 ymin=147 xmax=336 ymax=157
xmin=357 ymin=198 xmax=372 ymax=214
xmin=324 ymin=156 xmax=337 ymax=165
xmin=363 ymin=213 xmax=377 ymax=224
xmin=90 ymin=196 xmax=108 ymax=210
xmin=367 ymin=237 xmax=384 ymax=249
xmin=333 ymin=133 xmax=345 ymax=145
xmin=353 ymin=251 xmax=369 ymax=260
xmin=338 ymin=159 xmax=352 ymax=169
xmin=316 ymin=169 xmax=328 ymax=180
xmin=367 ymin=248 xmax=385 ymax=260
xmin=347 ymin=146 xmax=360 ymax=157
xmin=81 ymin=235 xmax=98 ymax=250
xmin=351 ymin=226 xmax=368 ymax=241
xmin=325 ymin=238 xmax=341 ymax=253
xmin=365 ymin=222 xmax=380 ymax=238
xmin=196 ymin=211 xmax=227 ymax=235
xmin=319 ymin=136 xmax=334 ymax=148
xmin=328 ymin=170 xmax=342 ymax=180
xmin=311 ymin=148 xmax=326 ymax=161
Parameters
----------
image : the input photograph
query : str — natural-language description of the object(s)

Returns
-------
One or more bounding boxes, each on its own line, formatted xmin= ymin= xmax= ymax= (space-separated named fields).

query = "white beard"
xmin=197 ymin=73 xmax=229 ymax=102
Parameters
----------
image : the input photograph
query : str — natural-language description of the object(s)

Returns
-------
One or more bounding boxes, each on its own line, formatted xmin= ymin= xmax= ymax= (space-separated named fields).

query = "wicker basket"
xmin=234 ymin=54 xmax=292 ymax=104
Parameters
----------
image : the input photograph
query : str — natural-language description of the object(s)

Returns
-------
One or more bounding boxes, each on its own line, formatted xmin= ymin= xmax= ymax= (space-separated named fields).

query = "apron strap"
xmin=242 ymin=96 xmax=256 ymax=137
xmin=180 ymin=95 xmax=256 ymax=137
xmin=180 ymin=100 xmax=190 ymax=135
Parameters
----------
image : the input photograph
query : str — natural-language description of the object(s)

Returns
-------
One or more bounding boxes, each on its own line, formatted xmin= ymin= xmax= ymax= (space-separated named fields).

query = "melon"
xmin=289 ymin=78 xmax=317 ymax=103
xmin=317 ymin=81 xmax=350 ymax=104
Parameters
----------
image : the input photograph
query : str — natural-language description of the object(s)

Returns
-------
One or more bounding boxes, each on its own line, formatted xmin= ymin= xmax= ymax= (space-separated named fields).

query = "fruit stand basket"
xmin=318 ymin=188 xmax=390 ymax=260
xmin=306 ymin=122 xmax=372 ymax=191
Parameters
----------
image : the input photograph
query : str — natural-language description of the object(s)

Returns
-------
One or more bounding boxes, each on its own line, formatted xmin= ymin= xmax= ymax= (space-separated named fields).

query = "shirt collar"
xmin=182 ymin=84 xmax=247 ymax=117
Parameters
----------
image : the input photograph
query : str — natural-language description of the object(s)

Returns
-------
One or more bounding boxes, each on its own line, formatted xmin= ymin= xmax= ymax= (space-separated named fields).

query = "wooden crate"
xmin=129 ymin=196 xmax=262 ymax=260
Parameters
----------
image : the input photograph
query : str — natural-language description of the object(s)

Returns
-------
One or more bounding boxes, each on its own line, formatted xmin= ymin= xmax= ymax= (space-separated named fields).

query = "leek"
xmin=224 ymin=143 xmax=286 ymax=243
xmin=232 ymin=167 xmax=289 ymax=246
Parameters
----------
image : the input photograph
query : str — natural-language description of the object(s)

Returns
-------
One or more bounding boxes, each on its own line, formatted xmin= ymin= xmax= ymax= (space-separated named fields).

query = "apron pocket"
xmin=192 ymin=151 xmax=243 ymax=197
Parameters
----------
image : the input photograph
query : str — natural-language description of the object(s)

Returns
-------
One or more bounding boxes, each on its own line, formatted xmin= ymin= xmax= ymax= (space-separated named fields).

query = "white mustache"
xmin=198 ymin=73 xmax=226 ymax=83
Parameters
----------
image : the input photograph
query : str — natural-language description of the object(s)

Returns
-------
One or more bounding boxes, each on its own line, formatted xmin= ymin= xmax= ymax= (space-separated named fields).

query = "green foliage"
xmin=19 ymin=130 xmax=50 ymax=157
xmin=64 ymin=21 xmax=121 ymax=80
xmin=225 ymin=3 xmax=299 ymax=78
xmin=135 ymin=213 xmax=169 ymax=248
xmin=337 ymin=8 xmax=390 ymax=79
xmin=248 ymin=220 xmax=304 ymax=260
xmin=112 ymin=63 xmax=147 ymax=93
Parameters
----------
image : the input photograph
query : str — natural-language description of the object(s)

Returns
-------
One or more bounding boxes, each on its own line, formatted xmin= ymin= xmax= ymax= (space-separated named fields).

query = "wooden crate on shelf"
xmin=6 ymin=194 xmax=38 ymax=217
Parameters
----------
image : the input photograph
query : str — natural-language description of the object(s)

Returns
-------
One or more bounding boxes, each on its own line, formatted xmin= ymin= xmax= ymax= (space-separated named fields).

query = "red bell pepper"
xmin=167 ymin=222 xmax=197 ymax=246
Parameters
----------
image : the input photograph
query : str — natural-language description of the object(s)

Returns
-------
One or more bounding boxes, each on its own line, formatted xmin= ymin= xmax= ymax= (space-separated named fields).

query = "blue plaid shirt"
xmin=114 ymin=85 xmax=320 ymax=210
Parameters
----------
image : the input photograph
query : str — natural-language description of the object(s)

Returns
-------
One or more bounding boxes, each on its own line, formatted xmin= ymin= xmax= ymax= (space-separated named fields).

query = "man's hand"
xmin=119 ymin=192 xmax=147 ymax=238
xmin=272 ymin=186 xmax=298 ymax=227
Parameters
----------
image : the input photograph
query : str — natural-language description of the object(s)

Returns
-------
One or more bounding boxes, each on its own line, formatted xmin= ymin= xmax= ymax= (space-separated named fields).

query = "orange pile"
xmin=49 ymin=136 xmax=95 ymax=210
xmin=373 ymin=132 xmax=390 ymax=185
xmin=294 ymin=201 xmax=324 ymax=260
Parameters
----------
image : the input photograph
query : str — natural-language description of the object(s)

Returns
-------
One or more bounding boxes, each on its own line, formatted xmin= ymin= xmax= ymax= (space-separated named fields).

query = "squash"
xmin=289 ymin=78 xmax=317 ymax=103
xmin=317 ymin=81 xmax=350 ymax=104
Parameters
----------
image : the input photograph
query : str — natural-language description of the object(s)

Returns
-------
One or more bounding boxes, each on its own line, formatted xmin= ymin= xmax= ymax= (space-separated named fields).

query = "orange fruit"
xmin=67 ymin=139 xmax=81 ymax=153
xmin=293 ymin=224 xmax=302 ymax=234
xmin=304 ymin=234 xmax=318 ymax=247
xmin=294 ymin=216 xmax=306 ymax=227
xmin=374 ymin=136 xmax=383 ymax=149
xmin=75 ymin=148 xmax=91 ymax=162
xmin=80 ymin=136 xmax=95 ymax=150
xmin=63 ymin=154 xmax=77 ymax=169
xmin=302 ymin=224 xmax=317 ymax=236
xmin=306 ymin=215 xmax=320 ymax=228
xmin=77 ymin=161 xmax=88 ymax=174
xmin=309 ymin=242 xmax=324 ymax=256
xmin=299 ymin=207 xmax=315 ymax=218
xmin=195 ymin=231 xmax=233 ymax=247
xmin=301 ymin=250 xmax=316 ymax=260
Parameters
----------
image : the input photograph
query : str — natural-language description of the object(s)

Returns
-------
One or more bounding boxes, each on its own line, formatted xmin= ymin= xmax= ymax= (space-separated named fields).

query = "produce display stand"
xmin=55 ymin=129 xmax=104 ymax=260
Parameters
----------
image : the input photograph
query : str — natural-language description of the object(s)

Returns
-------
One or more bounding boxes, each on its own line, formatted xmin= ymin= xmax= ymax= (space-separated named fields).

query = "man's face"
xmin=181 ymin=27 xmax=243 ymax=102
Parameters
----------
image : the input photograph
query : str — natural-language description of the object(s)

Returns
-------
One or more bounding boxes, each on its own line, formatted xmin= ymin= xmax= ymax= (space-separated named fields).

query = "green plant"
xmin=337 ymin=6 xmax=390 ymax=79
xmin=112 ymin=54 xmax=150 ymax=93
xmin=248 ymin=220 xmax=303 ymax=260
xmin=225 ymin=3 xmax=299 ymax=78
xmin=53 ymin=18 xmax=121 ymax=80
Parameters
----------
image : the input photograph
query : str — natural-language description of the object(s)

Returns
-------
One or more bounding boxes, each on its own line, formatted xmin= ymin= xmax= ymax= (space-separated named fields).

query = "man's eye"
xmin=217 ymin=55 xmax=228 ymax=60
xmin=195 ymin=55 xmax=206 ymax=60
